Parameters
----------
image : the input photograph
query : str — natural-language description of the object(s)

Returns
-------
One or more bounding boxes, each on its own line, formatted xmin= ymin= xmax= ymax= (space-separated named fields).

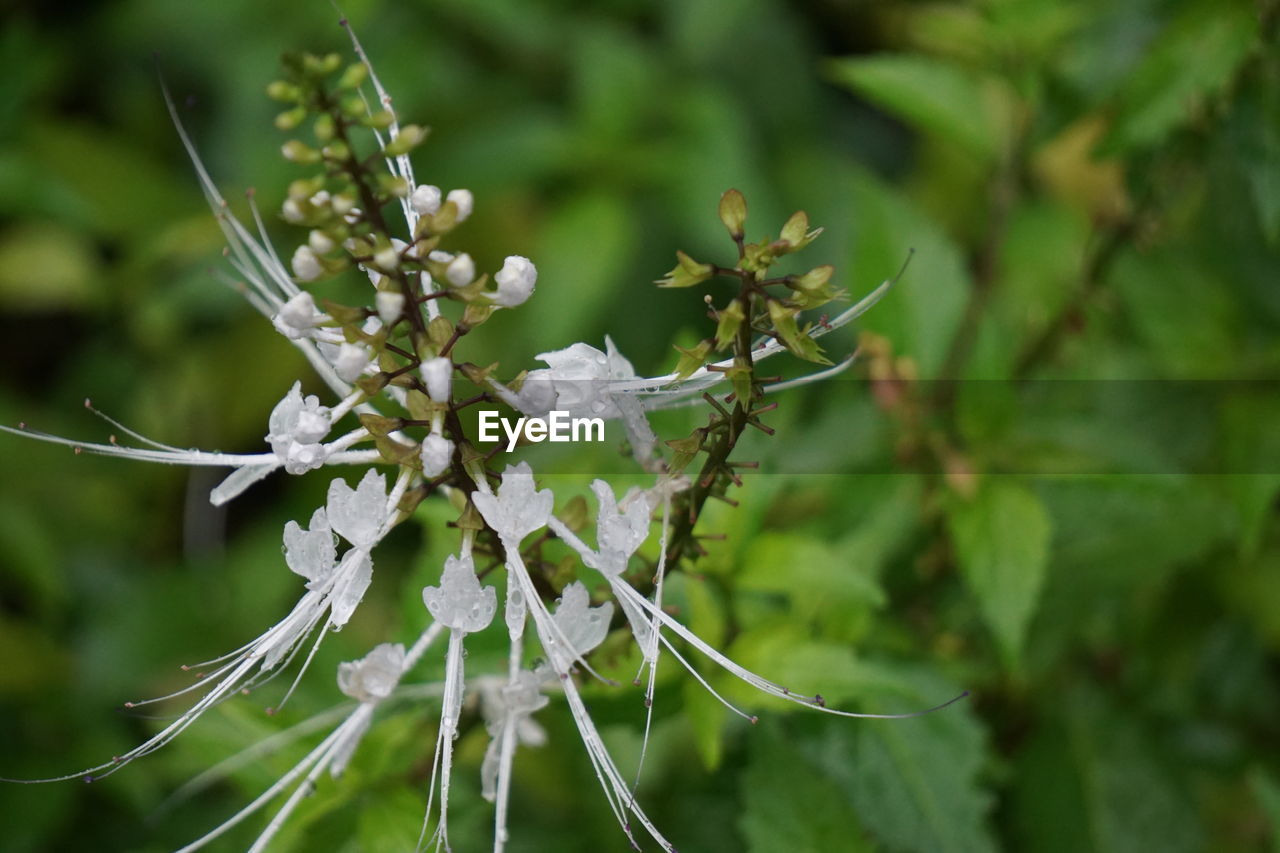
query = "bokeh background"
xmin=1 ymin=0 xmax=1278 ymax=850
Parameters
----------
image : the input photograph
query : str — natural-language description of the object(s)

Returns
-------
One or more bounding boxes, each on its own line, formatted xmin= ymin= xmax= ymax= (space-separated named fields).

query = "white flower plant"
xmin=1 ymin=26 xmax=961 ymax=853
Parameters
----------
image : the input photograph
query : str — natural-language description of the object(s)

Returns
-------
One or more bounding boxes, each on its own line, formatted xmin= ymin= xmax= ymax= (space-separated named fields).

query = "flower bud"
xmin=281 ymin=140 xmax=321 ymax=164
xmin=282 ymin=199 xmax=306 ymax=223
xmin=420 ymin=357 xmax=452 ymax=402
xmin=333 ymin=343 xmax=371 ymax=382
xmin=411 ymin=184 xmax=442 ymax=216
xmin=420 ymin=433 xmax=454 ymax=478
xmin=492 ymin=255 xmax=537 ymax=307
xmin=308 ymin=230 xmax=335 ymax=254
xmin=375 ymin=291 xmax=405 ymax=325
xmin=275 ymin=290 xmax=319 ymax=338
xmin=383 ymin=124 xmax=426 ymax=158
xmin=291 ymin=245 xmax=324 ymax=281
xmin=331 ymin=193 xmax=357 ymax=216
xmin=336 ymin=62 xmax=369 ymax=92
xmin=446 ymin=253 xmax=475 ymax=287
xmin=374 ymin=244 xmax=400 ymax=271
xmin=446 ymin=189 xmax=473 ymax=222
xmin=718 ymin=188 xmax=747 ymax=238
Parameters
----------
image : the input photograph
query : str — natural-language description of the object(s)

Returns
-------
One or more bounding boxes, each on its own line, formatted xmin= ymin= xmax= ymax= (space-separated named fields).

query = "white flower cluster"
xmin=0 ymin=29 xmax=931 ymax=853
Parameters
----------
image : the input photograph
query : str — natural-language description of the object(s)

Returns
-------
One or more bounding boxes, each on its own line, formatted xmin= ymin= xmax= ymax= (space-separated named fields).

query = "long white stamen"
xmin=502 ymin=546 xmax=673 ymax=851
xmin=630 ymin=491 xmax=671 ymax=794
xmin=177 ymin=622 xmax=445 ymax=851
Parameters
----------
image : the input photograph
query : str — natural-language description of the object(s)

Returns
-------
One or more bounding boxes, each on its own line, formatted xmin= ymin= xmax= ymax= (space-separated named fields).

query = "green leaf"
xmin=1099 ymin=0 xmax=1256 ymax=154
xmin=739 ymin=721 xmax=873 ymax=853
xmin=738 ymin=532 xmax=885 ymax=642
xmin=683 ymin=678 xmax=728 ymax=771
xmin=947 ymin=481 xmax=1052 ymax=669
xmin=825 ymin=54 xmax=1000 ymax=160
xmin=1012 ymin=688 xmax=1204 ymax=853
xmin=356 ymin=786 xmax=428 ymax=853
xmin=0 ymin=222 xmax=98 ymax=312
xmin=1248 ymin=767 xmax=1280 ymax=844
xmin=802 ymin=665 xmax=996 ymax=853
xmin=1111 ymin=248 xmax=1240 ymax=376
xmin=1228 ymin=69 xmax=1280 ymax=243
xmin=845 ymin=165 xmax=970 ymax=376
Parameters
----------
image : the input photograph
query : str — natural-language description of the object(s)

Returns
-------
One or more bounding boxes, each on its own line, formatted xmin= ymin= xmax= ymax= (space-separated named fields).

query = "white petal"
xmin=326 ymin=469 xmax=388 ymax=549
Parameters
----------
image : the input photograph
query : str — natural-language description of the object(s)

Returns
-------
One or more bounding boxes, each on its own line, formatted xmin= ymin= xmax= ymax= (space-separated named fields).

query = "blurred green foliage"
xmin=1 ymin=0 xmax=1278 ymax=850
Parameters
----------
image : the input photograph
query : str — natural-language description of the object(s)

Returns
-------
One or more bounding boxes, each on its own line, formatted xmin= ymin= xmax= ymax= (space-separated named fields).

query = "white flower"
xmin=549 ymin=582 xmax=613 ymax=659
xmin=445 ymin=253 xmax=475 ymax=287
xmin=518 ymin=343 xmax=614 ymax=419
xmin=472 ymin=462 xmax=554 ymax=544
xmin=333 ymin=342 xmax=371 ymax=382
xmin=423 ymin=552 xmax=497 ymax=634
xmin=447 ymin=188 xmax=473 ymax=222
xmin=375 ymin=290 xmax=404 ymax=325
xmin=589 ymin=480 xmax=652 ymax=572
xmin=337 ymin=642 xmax=405 ymax=703
xmin=291 ymin=245 xmax=323 ymax=281
xmin=272 ymin=290 xmax=322 ymax=339
xmin=420 ymin=433 xmax=453 ymax=477
xmin=492 ymin=255 xmax=537 ymax=307
xmin=267 ymin=382 xmax=333 ymax=473
xmin=326 ymin=469 xmax=389 ymax=550
xmin=328 ymin=549 xmax=374 ymax=628
xmin=420 ymin=357 xmax=452 ymax=403
xmin=411 ymin=184 xmax=442 ymax=216
xmin=282 ymin=507 xmax=336 ymax=585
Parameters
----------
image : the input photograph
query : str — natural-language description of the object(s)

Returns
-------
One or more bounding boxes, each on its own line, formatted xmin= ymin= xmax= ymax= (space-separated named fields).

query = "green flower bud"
xmin=719 ymin=188 xmax=747 ymax=239
xmin=303 ymin=52 xmax=342 ymax=77
xmin=673 ymin=340 xmax=713 ymax=379
xmin=342 ymin=96 xmax=367 ymax=118
xmin=337 ymin=62 xmax=369 ymax=91
xmin=313 ymin=113 xmax=335 ymax=143
xmin=767 ymin=300 xmax=831 ymax=364
xmin=779 ymin=211 xmax=823 ymax=253
xmin=725 ymin=363 xmax=754 ymax=405
xmin=656 ymin=250 xmax=714 ymax=288
xmin=274 ymin=107 xmax=307 ymax=131
xmin=363 ymin=109 xmax=395 ymax=130
xmin=793 ymin=265 xmax=833 ymax=292
xmin=383 ymin=124 xmax=427 ymax=157
xmin=322 ymin=140 xmax=351 ymax=162
xmin=266 ymin=80 xmax=300 ymax=102
xmin=462 ymin=303 xmax=494 ymax=327
xmin=377 ymin=174 xmax=411 ymax=198
xmin=714 ymin=299 xmax=746 ymax=350
xmin=664 ymin=431 xmax=704 ymax=473
xmin=281 ymin=140 xmax=322 ymax=164
xmin=358 ymin=413 xmax=404 ymax=437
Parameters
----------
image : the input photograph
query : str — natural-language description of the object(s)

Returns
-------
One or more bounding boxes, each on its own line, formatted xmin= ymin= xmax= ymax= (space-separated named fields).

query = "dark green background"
xmin=1 ymin=0 xmax=1278 ymax=850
